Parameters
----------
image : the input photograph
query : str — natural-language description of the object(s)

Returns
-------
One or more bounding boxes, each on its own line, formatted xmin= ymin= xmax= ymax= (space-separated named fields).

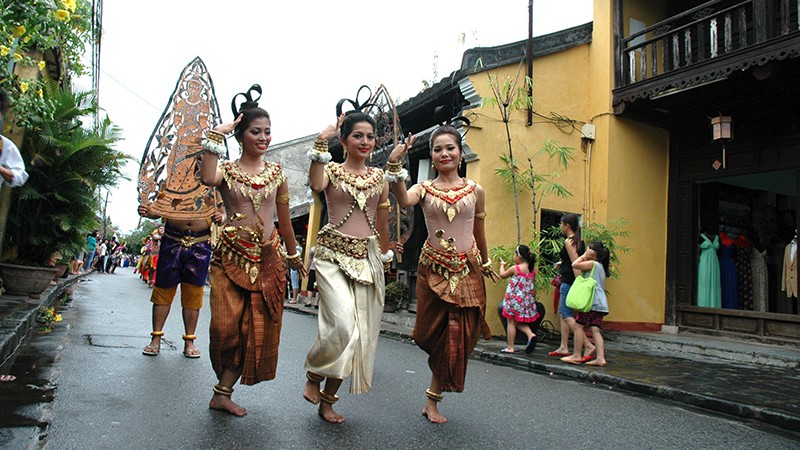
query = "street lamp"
xmin=711 ymin=115 xmax=732 ymax=170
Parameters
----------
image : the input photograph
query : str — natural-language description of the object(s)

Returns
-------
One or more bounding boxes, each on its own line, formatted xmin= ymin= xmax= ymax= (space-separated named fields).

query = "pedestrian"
xmin=305 ymin=245 xmax=318 ymax=307
xmin=200 ymin=86 xmax=304 ymax=417
xmin=288 ymin=236 xmax=304 ymax=304
xmin=498 ymin=244 xmax=539 ymax=354
xmin=137 ymin=206 xmax=222 ymax=360
xmin=95 ymin=238 xmax=108 ymax=273
xmin=0 ymin=89 xmax=29 ymax=188
xmin=387 ymin=122 xmax=494 ymax=424
xmin=548 ymin=214 xmax=595 ymax=359
xmin=561 ymin=241 xmax=610 ymax=366
xmin=302 ymin=109 xmax=393 ymax=424
xmin=84 ymin=231 xmax=98 ymax=273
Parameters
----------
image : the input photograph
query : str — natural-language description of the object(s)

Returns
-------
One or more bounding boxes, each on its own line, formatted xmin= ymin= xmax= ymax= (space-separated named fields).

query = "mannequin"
xmin=781 ymin=231 xmax=798 ymax=311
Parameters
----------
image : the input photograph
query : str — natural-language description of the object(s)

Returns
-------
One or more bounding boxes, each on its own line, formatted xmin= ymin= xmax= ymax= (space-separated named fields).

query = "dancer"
xmin=303 ymin=110 xmax=393 ymax=424
xmin=387 ymin=123 xmax=494 ymax=424
xmin=201 ymin=86 xmax=304 ymax=416
xmin=137 ymin=205 xmax=222 ymax=359
xmin=548 ymin=214 xmax=595 ymax=359
xmin=561 ymin=241 xmax=610 ymax=366
xmin=498 ymin=244 xmax=539 ymax=354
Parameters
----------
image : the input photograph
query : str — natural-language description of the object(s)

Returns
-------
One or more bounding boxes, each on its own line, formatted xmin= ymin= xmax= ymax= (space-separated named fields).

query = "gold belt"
xmin=419 ymin=240 xmax=477 ymax=293
xmin=316 ymin=226 xmax=369 ymax=259
xmin=164 ymin=232 xmax=211 ymax=248
xmin=219 ymin=229 xmax=282 ymax=283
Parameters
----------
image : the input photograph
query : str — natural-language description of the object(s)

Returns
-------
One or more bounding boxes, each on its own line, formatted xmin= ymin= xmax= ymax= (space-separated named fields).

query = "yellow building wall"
xmin=464 ymin=0 xmax=671 ymax=334
xmin=466 ymin=44 xmax=590 ymax=334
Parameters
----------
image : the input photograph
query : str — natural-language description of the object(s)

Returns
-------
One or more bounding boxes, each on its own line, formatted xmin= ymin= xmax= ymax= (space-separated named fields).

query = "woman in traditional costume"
xmin=200 ymin=86 xmax=304 ymax=416
xmin=302 ymin=110 xmax=394 ymax=424
xmin=387 ymin=123 xmax=494 ymax=423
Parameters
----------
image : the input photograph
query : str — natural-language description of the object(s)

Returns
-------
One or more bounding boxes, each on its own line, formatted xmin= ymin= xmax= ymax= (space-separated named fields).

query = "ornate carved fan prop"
xmin=338 ymin=84 xmax=414 ymax=259
xmin=137 ymin=56 xmax=227 ymax=220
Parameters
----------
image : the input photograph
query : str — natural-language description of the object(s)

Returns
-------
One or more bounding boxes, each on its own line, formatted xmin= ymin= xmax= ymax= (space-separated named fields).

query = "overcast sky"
xmin=90 ymin=0 xmax=593 ymax=234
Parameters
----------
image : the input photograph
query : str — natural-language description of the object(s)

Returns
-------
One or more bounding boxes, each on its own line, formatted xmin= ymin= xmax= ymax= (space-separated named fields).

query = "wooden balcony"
xmin=613 ymin=0 xmax=800 ymax=110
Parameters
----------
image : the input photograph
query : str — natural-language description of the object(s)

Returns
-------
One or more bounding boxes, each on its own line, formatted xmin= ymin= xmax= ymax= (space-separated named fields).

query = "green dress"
xmin=697 ymin=233 xmax=721 ymax=308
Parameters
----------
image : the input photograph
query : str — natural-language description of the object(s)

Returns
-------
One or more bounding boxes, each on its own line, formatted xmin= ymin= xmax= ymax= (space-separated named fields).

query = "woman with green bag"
xmin=561 ymin=241 xmax=611 ymax=366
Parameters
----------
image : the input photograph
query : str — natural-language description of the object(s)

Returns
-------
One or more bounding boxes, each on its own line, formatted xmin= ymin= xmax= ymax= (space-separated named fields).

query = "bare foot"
xmin=421 ymin=400 xmax=447 ymax=423
xmin=318 ymin=402 xmax=344 ymax=423
xmin=586 ymin=359 xmax=606 ymax=367
xmin=583 ymin=345 xmax=596 ymax=358
xmin=560 ymin=355 xmax=582 ymax=364
xmin=303 ymin=380 xmax=321 ymax=404
xmin=209 ymin=394 xmax=247 ymax=416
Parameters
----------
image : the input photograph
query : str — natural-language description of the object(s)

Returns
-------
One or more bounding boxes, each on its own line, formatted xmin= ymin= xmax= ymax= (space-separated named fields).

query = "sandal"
xmin=142 ymin=331 xmax=164 ymax=356
xmin=182 ymin=334 xmax=201 ymax=359
xmin=0 ymin=374 xmax=16 ymax=382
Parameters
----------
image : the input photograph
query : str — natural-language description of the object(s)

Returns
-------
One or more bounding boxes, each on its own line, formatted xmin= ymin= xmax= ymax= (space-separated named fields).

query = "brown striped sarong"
xmin=208 ymin=242 xmax=286 ymax=385
xmin=412 ymin=253 xmax=491 ymax=392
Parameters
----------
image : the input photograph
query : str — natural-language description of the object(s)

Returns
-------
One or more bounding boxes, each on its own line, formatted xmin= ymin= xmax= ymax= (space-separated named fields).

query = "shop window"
xmin=696 ymin=169 xmax=798 ymax=314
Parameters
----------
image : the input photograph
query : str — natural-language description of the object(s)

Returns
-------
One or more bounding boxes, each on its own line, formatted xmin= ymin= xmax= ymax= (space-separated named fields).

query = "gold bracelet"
xmin=313 ymin=139 xmax=329 ymax=153
xmin=276 ymin=192 xmax=290 ymax=205
xmin=206 ymin=129 xmax=225 ymax=144
xmin=377 ymin=199 xmax=391 ymax=210
xmin=475 ymin=210 xmax=487 ymax=220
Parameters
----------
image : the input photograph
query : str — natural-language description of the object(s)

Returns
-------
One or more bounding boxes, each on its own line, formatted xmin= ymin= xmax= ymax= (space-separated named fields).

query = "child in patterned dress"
xmin=499 ymin=245 xmax=539 ymax=353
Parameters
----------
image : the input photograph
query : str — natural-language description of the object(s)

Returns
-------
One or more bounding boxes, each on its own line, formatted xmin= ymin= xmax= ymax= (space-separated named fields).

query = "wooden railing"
xmin=620 ymin=0 xmax=800 ymax=86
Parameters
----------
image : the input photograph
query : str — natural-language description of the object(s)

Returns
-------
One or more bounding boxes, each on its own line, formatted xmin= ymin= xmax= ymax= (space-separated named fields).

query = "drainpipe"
xmin=527 ymin=0 xmax=534 ymax=127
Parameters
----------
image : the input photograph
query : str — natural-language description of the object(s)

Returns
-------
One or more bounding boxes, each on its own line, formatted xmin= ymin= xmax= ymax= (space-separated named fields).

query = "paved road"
xmin=7 ymin=268 xmax=799 ymax=449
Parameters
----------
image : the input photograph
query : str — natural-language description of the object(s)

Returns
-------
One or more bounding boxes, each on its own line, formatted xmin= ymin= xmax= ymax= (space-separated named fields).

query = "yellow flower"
xmin=54 ymin=9 xmax=70 ymax=21
xmin=11 ymin=25 xmax=26 ymax=38
xmin=63 ymin=0 xmax=77 ymax=13
xmin=23 ymin=36 xmax=31 ymax=43
xmin=13 ymin=53 xmax=22 ymax=62
xmin=0 ymin=45 xmax=9 ymax=57
xmin=37 ymin=88 xmax=43 ymax=98
xmin=38 ymin=60 xmax=46 ymax=71
xmin=19 ymin=82 xmax=28 ymax=93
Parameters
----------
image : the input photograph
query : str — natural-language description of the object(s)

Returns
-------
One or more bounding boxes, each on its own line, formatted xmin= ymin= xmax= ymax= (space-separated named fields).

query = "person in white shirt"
xmin=0 ymin=89 xmax=29 ymax=187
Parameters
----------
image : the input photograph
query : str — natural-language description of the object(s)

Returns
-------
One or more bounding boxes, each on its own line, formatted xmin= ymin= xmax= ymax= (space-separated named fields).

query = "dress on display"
xmin=750 ymin=247 xmax=768 ymax=312
xmin=697 ymin=233 xmax=721 ymax=308
xmin=734 ymin=235 xmax=753 ymax=310
xmin=718 ymin=233 xmax=739 ymax=309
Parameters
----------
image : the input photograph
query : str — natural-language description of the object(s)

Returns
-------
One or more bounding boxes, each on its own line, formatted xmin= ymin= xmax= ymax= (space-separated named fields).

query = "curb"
xmin=0 ymin=274 xmax=85 ymax=371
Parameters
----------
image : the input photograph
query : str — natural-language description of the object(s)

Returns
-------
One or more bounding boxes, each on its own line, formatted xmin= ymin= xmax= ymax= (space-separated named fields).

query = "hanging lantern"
xmin=711 ymin=115 xmax=732 ymax=169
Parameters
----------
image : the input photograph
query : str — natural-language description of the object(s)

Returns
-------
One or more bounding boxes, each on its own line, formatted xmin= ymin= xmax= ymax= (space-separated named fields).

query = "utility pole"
xmin=102 ymin=189 xmax=109 ymax=239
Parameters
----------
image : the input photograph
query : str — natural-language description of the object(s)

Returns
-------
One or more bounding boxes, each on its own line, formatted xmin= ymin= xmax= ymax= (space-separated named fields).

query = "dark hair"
xmin=339 ymin=111 xmax=376 ymax=139
xmin=560 ymin=213 xmax=582 ymax=250
xmin=430 ymin=125 xmax=463 ymax=152
xmin=0 ymin=89 xmax=9 ymax=115
xmin=588 ymin=241 xmax=611 ymax=276
xmin=231 ymin=84 xmax=270 ymax=141
xmin=515 ymin=244 xmax=535 ymax=268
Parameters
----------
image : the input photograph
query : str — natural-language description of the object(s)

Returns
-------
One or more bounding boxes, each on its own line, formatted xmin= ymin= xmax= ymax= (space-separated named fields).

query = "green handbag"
xmin=565 ymin=263 xmax=596 ymax=313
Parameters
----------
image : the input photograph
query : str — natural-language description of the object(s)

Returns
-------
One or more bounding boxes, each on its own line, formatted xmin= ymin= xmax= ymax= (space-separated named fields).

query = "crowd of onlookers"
xmin=77 ymin=230 xmax=133 ymax=275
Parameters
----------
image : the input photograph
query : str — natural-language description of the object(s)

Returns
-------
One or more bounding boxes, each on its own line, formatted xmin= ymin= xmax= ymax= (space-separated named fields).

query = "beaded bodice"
xmin=219 ymin=161 xmax=286 ymax=244
xmin=420 ymin=179 xmax=477 ymax=254
xmin=324 ymin=163 xmax=384 ymax=238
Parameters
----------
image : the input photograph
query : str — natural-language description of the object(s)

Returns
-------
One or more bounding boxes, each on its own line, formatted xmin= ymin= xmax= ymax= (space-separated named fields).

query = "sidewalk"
xmin=285 ymin=301 xmax=800 ymax=433
xmin=0 ymin=273 xmax=84 ymax=372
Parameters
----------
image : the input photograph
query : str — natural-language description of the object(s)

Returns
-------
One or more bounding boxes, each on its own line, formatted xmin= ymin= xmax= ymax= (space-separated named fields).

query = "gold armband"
xmin=475 ymin=211 xmax=486 ymax=220
xmin=206 ymin=129 xmax=225 ymax=144
xmin=276 ymin=192 xmax=290 ymax=205
xmin=377 ymin=199 xmax=391 ymax=210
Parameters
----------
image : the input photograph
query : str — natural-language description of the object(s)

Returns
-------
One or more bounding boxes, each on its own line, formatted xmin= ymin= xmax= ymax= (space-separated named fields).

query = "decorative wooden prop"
xmin=137 ymin=57 xmax=227 ymax=220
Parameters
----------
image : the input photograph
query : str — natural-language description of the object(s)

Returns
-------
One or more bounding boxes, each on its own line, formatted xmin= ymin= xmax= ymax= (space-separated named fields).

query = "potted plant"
xmin=0 ymin=85 xmax=127 ymax=296
xmin=384 ymin=280 xmax=409 ymax=313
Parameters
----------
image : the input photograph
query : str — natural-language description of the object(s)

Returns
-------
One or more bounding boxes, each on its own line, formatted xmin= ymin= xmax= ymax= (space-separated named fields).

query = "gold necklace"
xmin=326 ymin=163 xmax=384 ymax=211
xmin=422 ymin=179 xmax=476 ymax=222
xmin=222 ymin=161 xmax=285 ymax=212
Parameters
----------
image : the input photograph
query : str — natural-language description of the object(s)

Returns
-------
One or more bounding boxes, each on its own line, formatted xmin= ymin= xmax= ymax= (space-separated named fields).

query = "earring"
xmin=238 ymin=141 xmax=243 ymax=152
xmin=431 ymin=161 xmax=435 ymax=170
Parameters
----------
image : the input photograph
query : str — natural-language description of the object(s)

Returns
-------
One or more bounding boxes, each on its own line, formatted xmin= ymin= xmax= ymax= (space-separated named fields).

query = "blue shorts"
xmin=290 ymin=269 xmax=299 ymax=289
xmin=558 ymin=282 xmax=574 ymax=319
